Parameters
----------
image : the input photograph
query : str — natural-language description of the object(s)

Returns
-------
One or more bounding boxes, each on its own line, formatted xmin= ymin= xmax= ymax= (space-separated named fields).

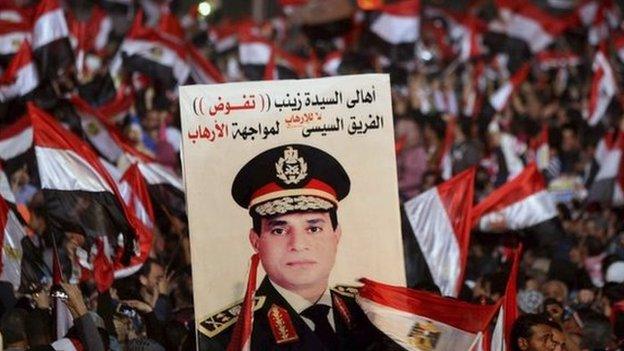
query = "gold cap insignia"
xmin=275 ymin=146 xmax=308 ymax=185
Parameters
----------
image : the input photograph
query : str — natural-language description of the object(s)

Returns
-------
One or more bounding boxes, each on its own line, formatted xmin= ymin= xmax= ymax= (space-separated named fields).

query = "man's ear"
xmin=334 ymin=225 xmax=342 ymax=243
xmin=517 ymin=337 xmax=529 ymax=350
xmin=249 ymin=229 xmax=260 ymax=253
xmin=139 ymin=275 xmax=147 ymax=287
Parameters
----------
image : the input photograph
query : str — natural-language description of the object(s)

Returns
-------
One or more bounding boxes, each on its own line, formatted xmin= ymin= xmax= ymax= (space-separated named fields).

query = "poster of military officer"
xmin=179 ymin=74 xmax=405 ymax=350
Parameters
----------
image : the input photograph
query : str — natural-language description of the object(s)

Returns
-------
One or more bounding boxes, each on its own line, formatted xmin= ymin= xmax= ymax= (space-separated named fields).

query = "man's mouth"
xmin=286 ymin=260 xmax=317 ymax=267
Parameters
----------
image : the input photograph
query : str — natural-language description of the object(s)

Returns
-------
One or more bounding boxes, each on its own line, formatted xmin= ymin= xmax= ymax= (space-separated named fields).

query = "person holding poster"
xmin=199 ymin=143 xmax=393 ymax=350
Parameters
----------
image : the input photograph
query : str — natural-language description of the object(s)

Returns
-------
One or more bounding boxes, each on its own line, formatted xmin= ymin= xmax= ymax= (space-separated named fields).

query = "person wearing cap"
xmin=198 ymin=144 xmax=392 ymax=351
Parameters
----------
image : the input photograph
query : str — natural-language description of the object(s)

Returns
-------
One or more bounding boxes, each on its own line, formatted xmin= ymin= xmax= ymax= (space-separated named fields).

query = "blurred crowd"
xmin=0 ymin=0 xmax=623 ymax=350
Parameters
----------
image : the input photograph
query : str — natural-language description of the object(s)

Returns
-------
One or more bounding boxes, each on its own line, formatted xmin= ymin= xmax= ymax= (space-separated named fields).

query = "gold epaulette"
xmin=198 ymin=296 xmax=266 ymax=338
xmin=331 ymin=285 xmax=360 ymax=298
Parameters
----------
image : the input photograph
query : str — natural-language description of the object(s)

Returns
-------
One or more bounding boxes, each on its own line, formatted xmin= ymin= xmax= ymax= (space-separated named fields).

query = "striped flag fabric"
xmin=403 ymin=167 xmax=475 ymax=297
xmin=370 ymin=0 xmax=420 ymax=45
xmin=439 ymin=118 xmax=455 ymax=180
xmin=489 ymin=63 xmax=529 ymax=112
xmin=0 ymin=41 xmax=39 ymax=103
xmin=111 ymin=11 xmax=190 ymax=88
xmin=471 ymin=163 xmax=557 ymax=232
xmin=0 ymin=196 xmax=26 ymax=289
xmin=527 ymin=125 xmax=549 ymax=172
xmin=0 ymin=19 xmax=30 ymax=65
xmin=357 ymin=278 xmax=500 ymax=351
xmin=492 ymin=0 xmax=569 ymax=53
xmin=187 ymin=44 xmax=225 ymax=84
xmin=115 ymin=164 xmax=154 ymax=278
xmin=28 ymin=103 xmax=145 ymax=285
xmin=587 ymin=130 xmax=624 ymax=205
xmin=585 ymin=50 xmax=616 ymax=126
xmin=31 ymin=0 xmax=74 ymax=79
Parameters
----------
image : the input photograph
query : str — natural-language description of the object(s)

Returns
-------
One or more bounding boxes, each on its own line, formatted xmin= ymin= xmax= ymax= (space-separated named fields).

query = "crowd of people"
xmin=0 ymin=0 xmax=623 ymax=350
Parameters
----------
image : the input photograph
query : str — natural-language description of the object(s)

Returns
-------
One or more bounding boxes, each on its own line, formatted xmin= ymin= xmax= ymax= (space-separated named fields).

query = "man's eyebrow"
xmin=306 ymin=218 xmax=326 ymax=224
xmin=266 ymin=219 xmax=288 ymax=227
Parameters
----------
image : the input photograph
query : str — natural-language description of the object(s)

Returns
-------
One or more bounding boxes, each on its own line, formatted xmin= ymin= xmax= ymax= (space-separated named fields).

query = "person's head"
xmin=510 ymin=313 xmax=558 ymax=351
xmin=139 ymin=258 xmax=165 ymax=295
xmin=249 ymin=210 xmax=341 ymax=294
xmin=232 ymin=144 xmax=350 ymax=298
xmin=551 ymin=326 xmax=566 ymax=351
xmin=25 ymin=309 xmax=53 ymax=347
xmin=541 ymin=280 xmax=568 ymax=303
xmin=0 ymin=308 xmax=28 ymax=348
xmin=542 ymin=298 xmax=564 ymax=323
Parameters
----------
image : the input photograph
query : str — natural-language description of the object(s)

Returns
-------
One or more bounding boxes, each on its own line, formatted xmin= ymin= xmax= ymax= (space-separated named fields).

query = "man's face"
xmin=551 ymin=329 xmax=566 ymax=351
xmin=249 ymin=211 xmax=341 ymax=294
xmin=520 ymin=324 xmax=556 ymax=351
xmin=141 ymin=263 xmax=164 ymax=293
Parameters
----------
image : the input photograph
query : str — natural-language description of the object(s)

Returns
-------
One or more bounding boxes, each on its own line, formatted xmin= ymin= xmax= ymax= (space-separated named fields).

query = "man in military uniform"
xmin=197 ymin=144 xmax=398 ymax=351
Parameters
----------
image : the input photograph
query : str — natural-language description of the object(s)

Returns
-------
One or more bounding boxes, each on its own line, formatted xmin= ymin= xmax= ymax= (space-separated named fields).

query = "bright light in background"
xmin=198 ymin=1 xmax=212 ymax=16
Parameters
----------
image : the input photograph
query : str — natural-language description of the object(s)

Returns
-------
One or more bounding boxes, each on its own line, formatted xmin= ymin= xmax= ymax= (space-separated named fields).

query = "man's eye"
xmin=270 ymin=228 xmax=286 ymax=236
xmin=307 ymin=226 xmax=322 ymax=233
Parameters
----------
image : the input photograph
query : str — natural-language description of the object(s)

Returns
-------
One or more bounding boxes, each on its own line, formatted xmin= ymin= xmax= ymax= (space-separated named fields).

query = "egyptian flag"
xmin=70 ymin=95 xmax=124 ymax=164
xmin=488 ymin=245 xmax=521 ymax=351
xmin=208 ymin=20 xmax=241 ymax=54
xmin=322 ymin=51 xmax=343 ymax=76
xmin=238 ymin=34 xmax=273 ymax=81
xmin=458 ymin=15 xmax=487 ymax=62
xmin=97 ymin=84 xmax=134 ymax=124
xmin=439 ymin=118 xmax=455 ymax=180
xmin=29 ymin=103 xmax=141 ymax=269
xmin=114 ymin=164 xmax=153 ymax=278
xmin=263 ymin=48 xmax=309 ymax=80
xmin=122 ymin=146 xmax=186 ymax=224
xmin=112 ymin=11 xmax=190 ymax=89
xmin=489 ymin=63 xmax=529 ymax=112
xmin=536 ymin=50 xmax=581 ymax=70
xmin=403 ymin=168 xmax=474 ymax=297
xmin=31 ymin=0 xmax=74 ymax=80
xmin=187 ymin=45 xmax=225 ymax=84
xmin=0 ymin=196 xmax=26 ymax=289
xmin=0 ymin=41 xmax=39 ymax=103
xmin=586 ymin=130 xmax=623 ymax=205
xmin=0 ymin=114 xmax=38 ymax=189
xmin=492 ymin=0 xmax=569 ymax=53
xmin=527 ymin=125 xmax=549 ymax=172
xmin=67 ymin=6 xmax=112 ymax=80
xmin=0 ymin=19 xmax=30 ymax=66
xmin=357 ymin=278 xmax=500 ymax=350
xmin=369 ymin=0 xmax=420 ymax=58
xmin=472 ymin=164 xmax=561 ymax=247
xmin=0 ymin=165 xmax=15 ymax=205
xmin=585 ymin=50 xmax=616 ymax=126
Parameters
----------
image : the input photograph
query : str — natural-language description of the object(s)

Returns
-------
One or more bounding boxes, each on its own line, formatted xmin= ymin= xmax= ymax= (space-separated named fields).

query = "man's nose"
xmin=287 ymin=229 xmax=310 ymax=251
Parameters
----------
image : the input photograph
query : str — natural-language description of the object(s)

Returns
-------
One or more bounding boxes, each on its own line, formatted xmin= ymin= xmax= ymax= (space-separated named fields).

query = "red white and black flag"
xmin=586 ymin=130 xmax=624 ymax=205
xmin=115 ymin=164 xmax=154 ymax=278
xmin=491 ymin=0 xmax=569 ymax=53
xmin=370 ymin=0 xmax=420 ymax=45
xmin=31 ymin=0 xmax=74 ymax=79
xmin=111 ymin=11 xmax=190 ymax=89
xmin=0 ymin=41 xmax=39 ymax=103
xmin=0 ymin=19 xmax=30 ymax=65
xmin=472 ymin=163 xmax=557 ymax=233
xmin=357 ymin=278 xmax=500 ymax=350
xmin=403 ymin=168 xmax=475 ymax=297
xmin=585 ymin=50 xmax=616 ymax=126
xmin=0 ymin=196 xmax=27 ymax=289
xmin=488 ymin=63 xmax=530 ymax=112
xmin=28 ymin=103 xmax=143 ymax=276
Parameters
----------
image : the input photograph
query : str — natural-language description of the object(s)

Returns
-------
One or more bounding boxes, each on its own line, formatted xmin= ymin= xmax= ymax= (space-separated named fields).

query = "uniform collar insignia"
xmin=267 ymin=304 xmax=299 ymax=344
xmin=331 ymin=293 xmax=353 ymax=330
